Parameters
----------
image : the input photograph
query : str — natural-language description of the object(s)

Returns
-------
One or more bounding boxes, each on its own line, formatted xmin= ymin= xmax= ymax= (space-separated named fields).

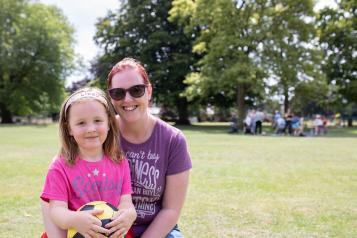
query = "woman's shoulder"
xmin=154 ymin=118 xmax=185 ymax=139
xmin=155 ymin=118 xmax=181 ymax=133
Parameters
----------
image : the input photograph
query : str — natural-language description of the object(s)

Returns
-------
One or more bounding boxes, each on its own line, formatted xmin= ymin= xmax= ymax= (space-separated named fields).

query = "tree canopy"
xmin=260 ymin=1 xmax=325 ymax=112
xmin=0 ymin=0 xmax=75 ymax=123
xmin=94 ymin=0 xmax=197 ymax=124
xmin=170 ymin=0 xmax=324 ymax=128
xmin=2 ymin=0 xmax=354 ymax=124
xmin=317 ymin=0 xmax=357 ymax=105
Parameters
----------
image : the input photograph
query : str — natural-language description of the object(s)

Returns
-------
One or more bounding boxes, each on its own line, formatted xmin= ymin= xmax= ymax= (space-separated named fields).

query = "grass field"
xmin=0 ymin=123 xmax=356 ymax=237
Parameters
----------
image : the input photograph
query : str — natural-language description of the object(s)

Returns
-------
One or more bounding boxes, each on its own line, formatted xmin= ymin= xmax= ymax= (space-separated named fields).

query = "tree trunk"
xmin=175 ymin=97 xmax=191 ymax=125
xmin=236 ymin=84 xmax=245 ymax=130
xmin=347 ymin=117 xmax=353 ymax=127
xmin=0 ymin=103 xmax=14 ymax=123
xmin=283 ymin=88 xmax=289 ymax=113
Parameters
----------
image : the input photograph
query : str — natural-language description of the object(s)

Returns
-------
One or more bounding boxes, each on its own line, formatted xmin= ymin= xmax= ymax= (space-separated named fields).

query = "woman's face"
xmin=110 ymin=69 xmax=152 ymax=123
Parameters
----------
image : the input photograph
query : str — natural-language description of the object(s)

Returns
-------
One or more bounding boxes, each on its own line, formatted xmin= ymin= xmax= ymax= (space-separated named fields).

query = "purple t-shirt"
xmin=120 ymin=119 xmax=192 ymax=236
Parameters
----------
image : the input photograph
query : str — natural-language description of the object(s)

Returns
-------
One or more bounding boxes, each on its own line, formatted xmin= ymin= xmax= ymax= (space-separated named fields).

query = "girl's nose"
xmin=87 ymin=123 xmax=96 ymax=132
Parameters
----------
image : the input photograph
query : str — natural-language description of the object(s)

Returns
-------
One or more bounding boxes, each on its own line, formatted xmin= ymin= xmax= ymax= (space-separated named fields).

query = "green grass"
xmin=0 ymin=123 xmax=356 ymax=237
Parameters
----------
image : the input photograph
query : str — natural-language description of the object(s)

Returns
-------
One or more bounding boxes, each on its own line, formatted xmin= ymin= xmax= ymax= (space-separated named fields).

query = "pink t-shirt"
xmin=41 ymin=155 xmax=132 ymax=211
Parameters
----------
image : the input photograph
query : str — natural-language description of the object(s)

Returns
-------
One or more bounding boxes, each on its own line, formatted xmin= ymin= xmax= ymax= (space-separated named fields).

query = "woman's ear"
xmin=115 ymin=114 xmax=120 ymax=127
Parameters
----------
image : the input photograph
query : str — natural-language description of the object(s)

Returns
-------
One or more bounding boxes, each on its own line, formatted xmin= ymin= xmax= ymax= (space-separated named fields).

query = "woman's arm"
xmin=41 ymin=200 xmax=67 ymax=238
xmin=141 ymin=170 xmax=190 ymax=238
xmin=105 ymin=194 xmax=137 ymax=237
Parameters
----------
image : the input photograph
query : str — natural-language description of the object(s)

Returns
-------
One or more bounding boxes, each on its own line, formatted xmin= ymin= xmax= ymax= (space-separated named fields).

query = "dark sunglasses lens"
xmin=129 ymin=85 xmax=146 ymax=98
xmin=109 ymin=88 xmax=125 ymax=100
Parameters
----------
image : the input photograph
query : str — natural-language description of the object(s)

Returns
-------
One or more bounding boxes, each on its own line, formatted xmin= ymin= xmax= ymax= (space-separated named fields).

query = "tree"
xmin=317 ymin=0 xmax=356 ymax=113
xmin=170 ymin=0 xmax=267 ymax=129
xmin=0 ymin=0 xmax=75 ymax=123
xmin=261 ymin=0 xmax=323 ymax=113
xmin=94 ymin=0 xmax=197 ymax=124
xmin=290 ymin=78 xmax=330 ymax=115
xmin=171 ymin=0 xmax=325 ymax=128
xmin=317 ymin=0 xmax=357 ymax=127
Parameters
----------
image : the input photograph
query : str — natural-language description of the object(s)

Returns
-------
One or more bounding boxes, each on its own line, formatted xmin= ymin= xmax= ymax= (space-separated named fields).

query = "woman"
xmin=41 ymin=58 xmax=192 ymax=238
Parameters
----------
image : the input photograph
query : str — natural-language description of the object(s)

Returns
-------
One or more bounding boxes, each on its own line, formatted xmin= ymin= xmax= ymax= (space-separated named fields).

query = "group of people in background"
xmin=270 ymin=110 xmax=329 ymax=136
xmin=242 ymin=109 xmax=265 ymax=135
xmin=272 ymin=109 xmax=307 ymax=136
xmin=230 ymin=108 xmax=332 ymax=137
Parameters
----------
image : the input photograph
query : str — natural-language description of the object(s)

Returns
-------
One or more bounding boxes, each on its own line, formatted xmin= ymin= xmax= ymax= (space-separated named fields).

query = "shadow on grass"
xmin=1 ymin=122 xmax=356 ymax=138
xmin=175 ymin=124 xmax=230 ymax=134
xmin=321 ymin=127 xmax=357 ymax=138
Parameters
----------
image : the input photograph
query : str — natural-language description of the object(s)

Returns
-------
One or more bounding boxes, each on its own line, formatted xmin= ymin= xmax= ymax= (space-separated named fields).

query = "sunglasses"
xmin=108 ymin=84 xmax=147 ymax=101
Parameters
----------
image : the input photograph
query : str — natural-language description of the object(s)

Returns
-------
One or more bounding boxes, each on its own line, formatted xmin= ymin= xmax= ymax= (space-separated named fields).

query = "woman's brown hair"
xmin=107 ymin=57 xmax=151 ymax=88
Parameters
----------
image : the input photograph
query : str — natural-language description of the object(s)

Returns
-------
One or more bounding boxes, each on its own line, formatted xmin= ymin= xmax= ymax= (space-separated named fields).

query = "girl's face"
xmin=67 ymin=100 xmax=109 ymax=156
xmin=110 ymin=69 xmax=152 ymax=124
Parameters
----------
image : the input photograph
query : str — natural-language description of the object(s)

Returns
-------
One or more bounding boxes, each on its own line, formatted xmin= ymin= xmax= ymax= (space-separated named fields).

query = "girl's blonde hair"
xmin=58 ymin=87 xmax=123 ymax=165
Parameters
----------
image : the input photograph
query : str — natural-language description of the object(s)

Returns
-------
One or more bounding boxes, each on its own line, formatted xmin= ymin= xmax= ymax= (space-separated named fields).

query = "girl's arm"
xmin=141 ymin=170 xmax=190 ymax=238
xmin=105 ymin=194 xmax=137 ymax=237
xmin=49 ymin=200 xmax=109 ymax=238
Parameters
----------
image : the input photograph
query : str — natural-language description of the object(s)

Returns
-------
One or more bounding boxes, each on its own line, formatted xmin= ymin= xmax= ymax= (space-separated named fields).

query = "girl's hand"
xmin=72 ymin=209 xmax=110 ymax=238
xmin=105 ymin=209 xmax=136 ymax=238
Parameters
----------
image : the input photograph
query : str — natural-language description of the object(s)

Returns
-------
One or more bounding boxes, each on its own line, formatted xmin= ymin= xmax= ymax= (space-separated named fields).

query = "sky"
xmin=38 ymin=0 xmax=120 ymax=86
xmin=38 ymin=0 xmax=337 ymax=86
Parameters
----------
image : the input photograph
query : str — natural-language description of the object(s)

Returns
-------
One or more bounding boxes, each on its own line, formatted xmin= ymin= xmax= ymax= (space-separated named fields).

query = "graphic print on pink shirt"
xmin=41 ymin=155 xmax=132 ymax=211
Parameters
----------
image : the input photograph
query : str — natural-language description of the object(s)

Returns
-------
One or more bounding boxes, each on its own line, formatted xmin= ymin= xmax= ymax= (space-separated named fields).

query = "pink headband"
xmin=64 ymin=89 xmax=108 ymax=117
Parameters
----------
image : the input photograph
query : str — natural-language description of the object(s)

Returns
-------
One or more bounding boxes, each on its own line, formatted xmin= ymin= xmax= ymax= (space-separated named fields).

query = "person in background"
xmin=272 ymin=110 xmax=281 ymax=130
xmin=244 ymin=110 xmax=253 ymax=134
xmin=249 ymin=109 xmax=256 ymax=134
xmin=254 ymin=109 xmax=265 ymax=134
xmin=334 ymin=112 xmax=342 ymax=127
xmin=228 ymin=112 xmax=238 ymax=133
xmin=321 ymin=115 xmax=328 ymax=134
xmin=291 ymin=115 xmax=300 ymax=136
xmin=292 ymin=115 xmax=306 ymax=137
xmin=284 ymin=109 xmax=293 ymax=135
xmin=275 ymin=115 xmax=286 ymax=135
xmin=313 ymin=114 xmax=324 ymax=136
xmin=298 ymin=117 xmax=306 ymax=136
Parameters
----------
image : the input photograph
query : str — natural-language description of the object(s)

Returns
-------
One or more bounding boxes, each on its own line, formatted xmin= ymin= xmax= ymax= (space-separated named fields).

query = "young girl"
xmin=40 ymin=87 xmax=136 ymax=238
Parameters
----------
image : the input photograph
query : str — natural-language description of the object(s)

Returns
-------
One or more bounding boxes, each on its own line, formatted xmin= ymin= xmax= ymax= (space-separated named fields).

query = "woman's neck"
xmin=119 ymin=113 xmax=157 ymax=144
